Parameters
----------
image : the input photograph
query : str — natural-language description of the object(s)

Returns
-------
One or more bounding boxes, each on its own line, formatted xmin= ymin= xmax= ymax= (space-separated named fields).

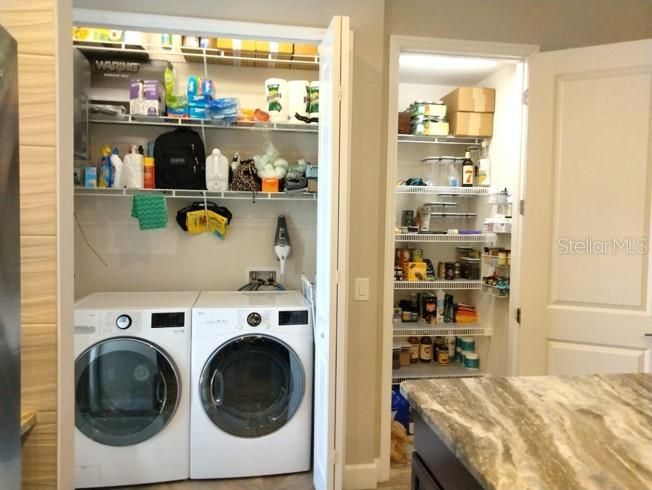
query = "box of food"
xmin=308 ymin=178 xmax=318 ymax=193
xmin=292 ymin=44 xmax=319 ymax=69
xmin=448 ymin=111 xmax=494 ymax=137
xmin=255 ymin=41 xmax=293 ymax=69
xmin=215 ymin=38 xmax=256 ymax=66
xmin=398 ymin=111 xmax=411 ymax=134
xmin=403 ymin=262 xmax=428 ymax=281
xmin=442 ymin=87 xmax=495 ymax=113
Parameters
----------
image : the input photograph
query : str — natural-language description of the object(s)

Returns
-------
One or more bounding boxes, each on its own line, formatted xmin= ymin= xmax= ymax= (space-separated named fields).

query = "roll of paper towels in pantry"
xmin=287 ymin=80 xmax=309 ymax=122
xmin=265 ymin=78 xmax=288 ymax=122
xmin=309 ymin=81 xmax=319 ymax=119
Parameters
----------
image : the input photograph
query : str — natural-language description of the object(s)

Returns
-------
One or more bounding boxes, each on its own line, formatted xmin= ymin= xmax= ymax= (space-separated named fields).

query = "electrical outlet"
xmin=246 ymin=267 xmax=279 ymax=283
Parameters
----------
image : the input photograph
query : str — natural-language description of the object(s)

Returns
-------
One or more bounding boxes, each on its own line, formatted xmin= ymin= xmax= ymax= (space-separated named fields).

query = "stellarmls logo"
xmin=557 ymin=237 xmax=649 ymax=255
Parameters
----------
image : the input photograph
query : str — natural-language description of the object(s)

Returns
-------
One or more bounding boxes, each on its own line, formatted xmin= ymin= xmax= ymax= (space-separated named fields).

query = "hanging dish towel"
xmin=131 ymin=194 xmax=168 ymax=230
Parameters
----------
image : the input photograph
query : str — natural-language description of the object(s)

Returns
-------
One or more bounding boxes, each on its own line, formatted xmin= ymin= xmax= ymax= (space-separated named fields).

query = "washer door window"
xmin=75 ymin=338 xmax=180 ymax=446
xmin=200 ymin=335 xmax=305 ymax=438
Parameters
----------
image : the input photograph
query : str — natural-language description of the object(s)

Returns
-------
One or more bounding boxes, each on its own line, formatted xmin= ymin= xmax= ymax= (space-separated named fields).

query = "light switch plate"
xmin=354 ymin=278 xmax=370 ymax=301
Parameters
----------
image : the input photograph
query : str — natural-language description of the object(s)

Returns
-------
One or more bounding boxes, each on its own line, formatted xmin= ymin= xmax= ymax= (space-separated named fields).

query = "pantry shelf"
xmin=74 ymin=187 xmax=317 ymax=201
xmin=482 ymin=283 xmax=510 ymax=298
xmin=74 ymin=40 xmax=319 ymax=70
xmin=392 ymin=363 xmax=484 ymax=383
xmin=394 ymin=280 xmax=482 ymax=290
xmin=393 ymin=323 xmax=492 ymax=337
xmin=394 ymin=233 xmax=494 ymax=243
xmin=396 ymin=185 xmax=492 ymax=196
xmin=89 ymin=115 xmax=319 ymax=134
xmin=397 ymin=134 xmax=486 ymax=145
xmin=482 ymin=254 xmax=511 ymax=268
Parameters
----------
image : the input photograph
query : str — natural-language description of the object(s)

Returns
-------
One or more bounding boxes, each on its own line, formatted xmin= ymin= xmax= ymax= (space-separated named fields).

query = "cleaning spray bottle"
xmin=110 ymin=147 xmax=123 ymax=188
xmin=274 ymin=215 xmax=291 ymax=276
xmin=123 ymin=145 xmax=144 ymax=189
xmin=205 ymin=148 xmax=230 ymax=191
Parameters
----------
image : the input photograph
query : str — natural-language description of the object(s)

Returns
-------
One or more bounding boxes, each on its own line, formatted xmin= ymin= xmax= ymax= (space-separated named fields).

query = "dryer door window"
xmin=75 ymin=338 xmax=180 ymax=446
xmin=200 ymin=334 xmax=305 ymax=438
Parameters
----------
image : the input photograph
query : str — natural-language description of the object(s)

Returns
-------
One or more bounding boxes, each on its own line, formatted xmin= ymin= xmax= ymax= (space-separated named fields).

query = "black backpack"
xmin=154 ymin=127 xmax=206 ymax=189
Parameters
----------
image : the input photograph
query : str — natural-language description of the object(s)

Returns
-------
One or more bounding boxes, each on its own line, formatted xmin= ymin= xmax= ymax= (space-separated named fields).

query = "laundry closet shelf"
xmin=74 ymin=187 xmax=317 ymax=201
xmin=395 ymin=233 xmax=494 ymax=243
xmin=89 ymin=115 xmax=319 ymax=134
xmin=394 ymin=280 xmax=482 ymax=290
xmin=393 ymin=323 xmax=492 ymax=337
xmin=397 ymin=134 xmax=486 ymax=145
xmin=74 ymin=40 xmax=319 ymax=70
xmin=396 ymin=185 xmax=492 ymax=196
xmin=392 ymin=363 xmax=485 ymax=383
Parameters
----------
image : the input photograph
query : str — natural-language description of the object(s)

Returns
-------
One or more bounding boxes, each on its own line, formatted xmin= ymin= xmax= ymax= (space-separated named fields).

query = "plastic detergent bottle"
xmin=110 ymin=147 xmax=124 ymax=188
xmin=98 ymin=146 xmax=113 ymax=188
xmin=206 ymin=148 xmax=230 ymax=191
xmin=123 ymin=145 xmax=144 ymax=189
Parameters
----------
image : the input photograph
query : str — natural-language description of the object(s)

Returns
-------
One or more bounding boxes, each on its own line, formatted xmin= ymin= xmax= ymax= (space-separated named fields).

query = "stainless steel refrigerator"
xmin=0 ymin=26 xmax=21 ymax=490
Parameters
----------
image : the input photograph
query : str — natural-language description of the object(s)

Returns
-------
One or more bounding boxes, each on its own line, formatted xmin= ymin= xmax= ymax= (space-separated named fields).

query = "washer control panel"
xmin=115 ymin=314 xmax=132 ymax=330
xmin=247 ymin=312 xmax=262 ymax=327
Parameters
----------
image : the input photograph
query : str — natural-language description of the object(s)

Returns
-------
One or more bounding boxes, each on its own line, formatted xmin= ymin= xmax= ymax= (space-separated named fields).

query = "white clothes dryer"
xmin=74 ymin=292 xmax=199 ymax=488
xmin=190 ymin=291 xmax=313 ymax=479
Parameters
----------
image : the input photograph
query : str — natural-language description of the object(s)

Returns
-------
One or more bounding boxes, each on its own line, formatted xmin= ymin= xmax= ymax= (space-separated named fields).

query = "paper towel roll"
xmin=309 ymin=81 xmax=319 ymax=119
xmin=265 ymin=78 xmax=288 ymax=122
xmin=288 ymin=80 xmax=310 ymax=122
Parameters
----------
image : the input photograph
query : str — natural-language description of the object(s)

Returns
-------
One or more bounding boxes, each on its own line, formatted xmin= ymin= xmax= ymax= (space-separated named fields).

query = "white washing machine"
xmin=190 ymin=291 xmax=313 ymax=479
xmin=74 ymin=292 xmax=199 ymax=488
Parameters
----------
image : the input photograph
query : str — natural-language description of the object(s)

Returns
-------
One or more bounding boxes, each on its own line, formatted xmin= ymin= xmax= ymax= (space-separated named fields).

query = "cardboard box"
xmin=448 ymin=111 xmax=494 ymax=137
xmin=308 ymin=178 xmax=318 ymax=193
xmin=403 ymin=262 xmax=428 ymax=281
xmin=292 ymin=43 xmax=319 ymax=70
xmin=215 ymin=38 xmax=256 ymax=66
xmin=442 ymin=87 xmax=495 ymax=113
xmin=255 ymin=41 xmax=293 ymax=69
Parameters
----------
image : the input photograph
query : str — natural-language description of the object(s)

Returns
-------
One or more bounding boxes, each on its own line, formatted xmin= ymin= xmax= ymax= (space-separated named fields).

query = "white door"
xmin=519 ymin=39 xmax=652 ymax=375
xmin=313 ymin=16 xmax=351 ymax=490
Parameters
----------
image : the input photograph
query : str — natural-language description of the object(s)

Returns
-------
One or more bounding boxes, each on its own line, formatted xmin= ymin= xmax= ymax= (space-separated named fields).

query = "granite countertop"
xmin=401 ymin=374 xmax=652 ymax=490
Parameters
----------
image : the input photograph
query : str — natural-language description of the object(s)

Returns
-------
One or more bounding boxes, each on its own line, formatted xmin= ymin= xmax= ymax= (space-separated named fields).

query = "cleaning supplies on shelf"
xmin=265 ymin=78 xmax=288 ymax=122
xmin=123 ymin=145 xmax=144 ymax=189
xmin=164 ymin=62 xmax=188 ymax=116
xmin=110 ymin=147 xmax=123 ymax=188
xmin=205 ymin=148 xmax=230 ymax=191
xmin=98 ymin=146 xmax=113 ymax=188
xmin=131 ymin=194 xmax=168 ymax=230
xmin=274 ymin=215 xmax=291 ymax=276
xmin=143 ymin=157 xmax=155 ymax=189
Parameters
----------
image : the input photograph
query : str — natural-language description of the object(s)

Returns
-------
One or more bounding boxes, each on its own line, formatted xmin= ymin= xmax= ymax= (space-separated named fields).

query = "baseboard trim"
xmin=343 ymin=459 xmax=379 ymax=489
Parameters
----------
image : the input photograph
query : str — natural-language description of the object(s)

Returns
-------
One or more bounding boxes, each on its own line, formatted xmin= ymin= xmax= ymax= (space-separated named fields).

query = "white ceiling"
xmin=399 ymin=52 xmax=514 ymax=85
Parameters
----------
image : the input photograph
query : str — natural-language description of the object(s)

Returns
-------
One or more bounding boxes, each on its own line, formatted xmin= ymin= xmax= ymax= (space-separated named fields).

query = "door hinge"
xmin=516 ymin=308 xmax=522 ymax=325
xmin=337 ymin=86 xmax=343 ymax=102
xmin=522 ymin=89 xmax=529 ymax=106
xmin=519 ymin=199 xmax=525 ymax=216
xmin=330 ymin=449 xmax=339 ymax=465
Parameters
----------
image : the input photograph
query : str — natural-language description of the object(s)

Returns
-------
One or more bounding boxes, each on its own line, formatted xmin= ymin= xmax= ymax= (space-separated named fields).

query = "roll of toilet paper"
xmin=265 ymin=78 xmax=288 ymax=122
xmin=288 ymin=80 xmax=310 ymax=122
xmin=309 ymin=81 xmax=320 ymax=119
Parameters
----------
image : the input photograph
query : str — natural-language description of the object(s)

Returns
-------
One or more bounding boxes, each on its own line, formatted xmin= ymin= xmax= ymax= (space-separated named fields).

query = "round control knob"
xmin=247 ymin=312 xmax=262 ymax=327
xmin=116 ymin=314 xmax=132 ymax=330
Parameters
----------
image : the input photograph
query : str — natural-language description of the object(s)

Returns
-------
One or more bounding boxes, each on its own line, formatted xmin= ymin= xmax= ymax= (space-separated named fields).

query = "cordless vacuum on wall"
xmin=275 ymin=215 xmax=291 ymax=276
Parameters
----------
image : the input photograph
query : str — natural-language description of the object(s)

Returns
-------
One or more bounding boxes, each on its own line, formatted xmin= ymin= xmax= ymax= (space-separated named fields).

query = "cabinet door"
xmin=520 ymin=39 xmax=652 ymax=375
xmin=313 ymin=15 xmax=352 ymax=490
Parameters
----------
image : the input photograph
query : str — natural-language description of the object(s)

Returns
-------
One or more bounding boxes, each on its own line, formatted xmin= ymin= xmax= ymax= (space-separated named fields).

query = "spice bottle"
xmin=419 ymin=336 xmax=433 ymax=363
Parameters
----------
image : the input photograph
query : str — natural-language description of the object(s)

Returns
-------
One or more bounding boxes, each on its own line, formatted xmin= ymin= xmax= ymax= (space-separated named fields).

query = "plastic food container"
xmin=459 ymin=337 xmax=476 ymax=352
xmin=464 ymin=352 xmax=480 ymax=369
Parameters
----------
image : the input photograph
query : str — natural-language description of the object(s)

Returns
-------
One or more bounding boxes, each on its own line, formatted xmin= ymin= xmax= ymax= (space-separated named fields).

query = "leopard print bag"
xmin=230 ymin=159 xmax=261 ymax=192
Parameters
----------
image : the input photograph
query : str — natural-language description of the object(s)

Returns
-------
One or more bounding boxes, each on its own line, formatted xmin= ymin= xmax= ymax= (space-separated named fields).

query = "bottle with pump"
xmin=206 ymin=148 xmax=230 ymax=191
xmin=477 ymin=140 xmax=491 ymax=187
xmin=462 ymin=150 xmax=474 ymax=187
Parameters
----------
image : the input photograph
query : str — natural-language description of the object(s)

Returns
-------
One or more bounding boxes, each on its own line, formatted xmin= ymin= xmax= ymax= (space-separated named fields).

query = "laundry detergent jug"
xmin=205 ymin=148 xmax=230 ymax=192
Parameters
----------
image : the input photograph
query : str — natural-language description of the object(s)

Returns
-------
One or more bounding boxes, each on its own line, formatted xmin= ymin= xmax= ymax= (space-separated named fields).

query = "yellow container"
xmin=403 ymin=262 xmax=428 ymax=281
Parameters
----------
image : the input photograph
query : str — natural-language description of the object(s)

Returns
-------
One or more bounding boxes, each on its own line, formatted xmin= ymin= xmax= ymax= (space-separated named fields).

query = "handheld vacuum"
xmin=274 ymin=215 xmax=291 ymax=276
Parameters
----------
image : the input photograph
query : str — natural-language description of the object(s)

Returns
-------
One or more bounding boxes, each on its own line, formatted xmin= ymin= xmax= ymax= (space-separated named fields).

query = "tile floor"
xmin=117 ymin=464 xmax=411 ymax=490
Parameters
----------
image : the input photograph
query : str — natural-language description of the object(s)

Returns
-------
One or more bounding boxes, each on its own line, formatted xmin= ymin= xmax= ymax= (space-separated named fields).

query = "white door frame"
xmin=64 ymin=8 xmax=348 ymax=488
xmin=379 ymin=35 xmax=538 ymax=483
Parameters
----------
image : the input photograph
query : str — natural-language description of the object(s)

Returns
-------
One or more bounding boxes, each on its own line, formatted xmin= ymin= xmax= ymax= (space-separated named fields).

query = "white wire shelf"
xmin=89 ymin=114 xmax=318 ymax=134
xmin=397 ymin=134 xmax=486 ymax=145
xmin=394 ymin=233 xmax=494 ymax=243
xmin=74 ymin=40 xmax=319 ymax=70
xmin=392 ymin=362 xmax=484 ymax=383
xmin=396 ymin=185 xmax=492 ymax=196
xmin=393 ymin=323 xmax=492 ymax=337
xmin=482 ymin=283 xmax=510 ymax=298
xmin=74 ymin=187 xmax=317 ymax=201
xmin=394 ymin=280 xmax=482 ymax=290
